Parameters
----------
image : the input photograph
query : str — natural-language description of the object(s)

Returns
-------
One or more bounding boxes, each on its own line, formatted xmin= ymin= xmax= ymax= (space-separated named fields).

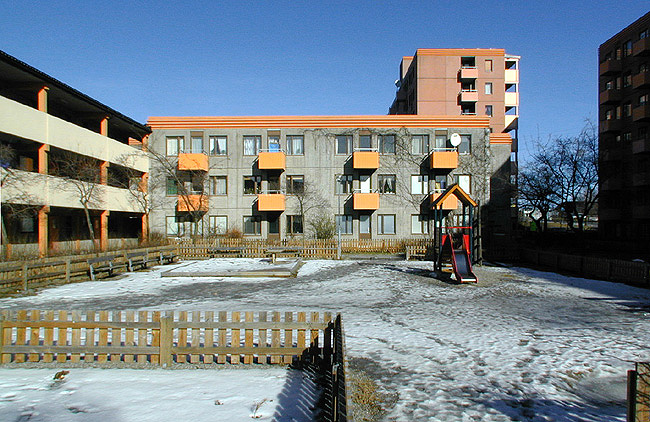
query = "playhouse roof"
xmin=431 ymin=184 xmax=477 ymax=208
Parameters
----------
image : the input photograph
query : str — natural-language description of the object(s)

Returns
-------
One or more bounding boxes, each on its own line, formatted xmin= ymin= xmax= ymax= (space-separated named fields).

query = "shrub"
xmin=308 ymin=215 xmax=336 ymax=239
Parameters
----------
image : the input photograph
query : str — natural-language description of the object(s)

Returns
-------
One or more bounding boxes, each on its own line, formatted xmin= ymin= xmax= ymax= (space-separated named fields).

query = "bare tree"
xmin=289 ymin=178 xmax=329 ymax=239
xmin=0 ymin=144 xmax=16 ymax=248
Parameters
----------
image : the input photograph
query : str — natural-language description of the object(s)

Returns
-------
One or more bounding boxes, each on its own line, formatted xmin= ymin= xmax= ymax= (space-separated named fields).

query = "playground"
xmin=1 ymin=257 xmax=649 ymax=421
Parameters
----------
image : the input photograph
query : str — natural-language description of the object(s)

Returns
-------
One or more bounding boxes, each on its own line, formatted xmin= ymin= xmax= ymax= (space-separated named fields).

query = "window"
xmin=378 ymin=214 xmax=396 ymax=235
xmin=268 ymin=175 xmax=281 ymax=192
xmin=456 ymin=175 xmax=471 ymax=194
xmin=286 ymin=215 xmax=303 ymax=235
xmin=209 ymin=216 xmax=227 ymax=235
xmin=458 ymin=135 xmax=471 ymax=154
xmin=190 ymin=133 xmax=203 ymax=153
xmin=243 ymin=216 xmax=261 ymax=235
xmin=166 ymin=216 xmax=181 ymax=236
xmin=434 ymin=135 xmax=449 ymax=150
xmin=336 ymin=135 xmax=352 ymax=155
xmin=623 ymin=132 xmax=632 ymax=142
xmin=166 ymin=136 xmax=184 ymax=156
xmin=605 ymin=80 xmax=615 ymax=90
xmin=606 ymin=109 xmax=615 ymax=120
xmin=485 ymin=82 xmax=493 ymax=95
xmin=411 ymin=175 xmax=428 ymax=195
xmin=268 ymin=136 xmax=281 ymax=152
xmin=243 ymin=136 xmax=261 ymax=155
xmin=189 ymin=174 xmax=204 ymax=194
xmin=209 ymin=136 xmax=227 ymax=155
xmin=411 ymin=215 xmax=429 ymax=234
xmin=287 ymin=175 xmax=304 ymax=194
xmin=485 ymin=105 xmax=493 ymax=117
xmin=411 ymin=135 xmax=429 ymax=155
xmin=243 ymin=176 xmax=262 ymax=194
xmin=624 ymin=102 xmax=632 ymax=118
xmin=210 ymin=176 xmax=227 ymax=195
xmin=461 ymin=57 xmax=475 ymax=68
xmin=166 ymin=178 xmax=178 ymax=196
xmin=484 ymin=59 xmax=493 ymax=72
xmin=623 ymin=73 xmax=632 ymax=88
xmin=378 ymin=174 xmax=396 ymax=194
xmin=433 ymin=175 xmax=447 ymax=191
xmin=336 ymin=174 xmax=353 ymax=194
xmin=623 ymin=40 xmax=633 ymax=57
xmin=286 ymin=135 xmax=304 ymax=155
xmin=461 ymin=104 xmax=476 ymax=115
xmin=379 ymin=135 xmax=395 ymax=154
xmin=641 ymin=29 xmax=649 ymax=39
xmin=268 ymin=216 xmax=280 ymax=235
xmin=359 ymin=174 xmax=372 ymax=193
xmin=336 ymin=215 xmax=353 ymax=234
xmin=359 ymin=214 xmax=371 ymax=234
xmin=359 ymin=135 xmax=372 ymax=150
xmin=20 ymin=217 xmax=35 ymax=233
xmin=640 ymin=94 xmax=649 ymax=106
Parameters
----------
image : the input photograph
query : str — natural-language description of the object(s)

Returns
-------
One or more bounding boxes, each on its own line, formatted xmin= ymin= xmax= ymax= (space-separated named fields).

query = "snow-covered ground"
xmin=2 ymin=258 xmax=650 ymax=421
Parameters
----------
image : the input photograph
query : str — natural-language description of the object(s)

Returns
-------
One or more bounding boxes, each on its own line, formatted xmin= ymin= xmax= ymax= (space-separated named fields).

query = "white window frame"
xmin=411 ymin=175 xmax=429 ymax=195
xmin=411 ymin=215 xmax=429 ymax=235
xmin=335 ymin=135 xmax=352 ymax=155
xmin=243 ymin=136 xmax=262 ymax=156
xmin=210 ymin=176 xmax=227 ymax=196
xmin=287 ymin=135 xmax=304 ymax=155
xmin=378 ymin=214 xmax=396 ymax=235
xmin=209 ymin=215 xmax=228 ymax=235
xmin=336 ymin=214 xmax=353 ymax=234
xmin=209 ymin=136 xmax=227 ymax=155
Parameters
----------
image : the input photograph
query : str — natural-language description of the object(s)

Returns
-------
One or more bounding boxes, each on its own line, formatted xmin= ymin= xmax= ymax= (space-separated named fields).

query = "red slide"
xmin=440 ymin=234 xmax=478 ymax=283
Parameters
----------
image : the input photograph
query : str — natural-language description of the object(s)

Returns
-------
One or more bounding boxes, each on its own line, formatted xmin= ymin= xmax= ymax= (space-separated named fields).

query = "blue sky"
xmin=1 ymin=1 xmax=649 ymax=153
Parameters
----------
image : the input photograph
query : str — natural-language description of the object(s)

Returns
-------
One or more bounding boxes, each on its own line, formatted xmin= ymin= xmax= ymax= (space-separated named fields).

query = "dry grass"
xmin=348 ymin=369 xmax=391 ymax=421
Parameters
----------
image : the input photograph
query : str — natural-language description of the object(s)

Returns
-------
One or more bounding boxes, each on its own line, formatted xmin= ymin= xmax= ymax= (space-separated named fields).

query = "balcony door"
xmin=360 ymin=174 xmax=371 ymax=193
xmin=359 ymin=214 xmax=371 ymax=239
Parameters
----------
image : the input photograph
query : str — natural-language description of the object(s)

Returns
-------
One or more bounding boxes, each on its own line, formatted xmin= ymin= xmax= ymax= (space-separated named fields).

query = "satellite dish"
xmin=450 ymin=133 xmax=462 ymax=147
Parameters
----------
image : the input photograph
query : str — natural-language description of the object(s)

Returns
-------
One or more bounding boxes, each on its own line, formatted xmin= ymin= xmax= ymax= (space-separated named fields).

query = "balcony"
xmin=459 ymin=90 xmax=478 ymax=102
xmin=633 ymin=173 xmax=650 ymax=187
xmin=505 ymin=69 xmax=519 ymax=84
xmin=505 ymin=115 xmax=518 ymax=131
xmin=505 ymin=91 xmax=518 ymax=107
xmin=177 ymin=194 xmax=208 ymax=212
xmin=459 ymin=67 xmax=478 ymax=80
xmin=632 ymin=72 xmax=650 ymax=89
xmin=258 ymin=151 xmax=286 ymax=170
xmin=601 ymin=149 xmax=622 ymax=161
xmin=633 ymin=37 xmax=650 ymax=56
xmin=600 ymin=119 xmax=622 ymax=133
xmin=599 ymin=60 xmax=621 ymax=75
xmin=257 ymin=193 xmax=285 ymax=211
xmin=601 ymin=178 xmax=622 ymax=191
xmin=633 ymin=139 xmax=650 ymax=154
xmin=178 ymin=153 xmax=209 ymax=171
xmin=430 ymin=150 xmax=458 ymax=170
xmin=429 ymin=192 xmax=458 ymax=210
xmin=352 ymin=150 xmax=379 ymax=169
xmin=599 ymin=89 xmax=621 ymax=104
xmin=352 ymin=192 xmax=379 ymax=210
xmin=633 ymin=105 xmax=650 ymax=122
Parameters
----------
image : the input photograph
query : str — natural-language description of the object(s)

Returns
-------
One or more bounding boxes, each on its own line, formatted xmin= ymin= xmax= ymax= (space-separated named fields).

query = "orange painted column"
xmin=140 ymin=172 xmax=149 ymax=244
xmin=37 ymin=86 xmax=49 ymax=112
xmin=100 ymin=116 xmax=109 ymax=137
xmin=100 ymin=210 xmax=109 ymax=251
xmin=100 ymin=161 xmax=109 ymax=185
xmin=38 ymin=206 xmax=49 ymax=257
xmin=141 ymin=134 xmax=149 ymax=152
xmin=38 ymin=144 xmax=49 ymax=174
xmin=141 ymin=214 xmax=149 ymax=244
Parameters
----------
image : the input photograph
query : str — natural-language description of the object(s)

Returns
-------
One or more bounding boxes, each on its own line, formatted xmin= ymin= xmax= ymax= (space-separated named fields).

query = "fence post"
xmin=65 ymin=258 xmax=71 ymax=283
xmin=22 ymin=263 xmax=28 ymax=292
xmin=628 ymin=369 xmax=638 ymax=422
xmin=159 ymin=315 xmax=173 ymax=368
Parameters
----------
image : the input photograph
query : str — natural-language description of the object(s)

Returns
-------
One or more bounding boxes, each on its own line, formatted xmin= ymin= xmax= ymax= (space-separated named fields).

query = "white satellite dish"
xmin=450 ymin=133 xmax=462 ymax=147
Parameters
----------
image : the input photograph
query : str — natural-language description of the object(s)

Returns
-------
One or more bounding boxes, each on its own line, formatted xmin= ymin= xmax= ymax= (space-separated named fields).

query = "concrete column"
xmin=100 ymin=116 xmax=109 ymax=137
xmin=38 ymin=206 xmax=49 ymax=257
xmin=37 ymin=86 xmax=49 ymax=112
xmin=100 ymin=210 xmax=109 ymax=251
xmin=38 ymin=144 xmax=49 ymax=174
xmin=100 ymin=161 xmax=109 ymax=185
xmin=142 ymin=134 xmax=149 ymax=152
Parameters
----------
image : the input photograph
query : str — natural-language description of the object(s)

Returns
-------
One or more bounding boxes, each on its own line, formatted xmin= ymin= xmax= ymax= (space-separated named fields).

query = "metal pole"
xmin=337 ymin=177 xmax=341 ymax=260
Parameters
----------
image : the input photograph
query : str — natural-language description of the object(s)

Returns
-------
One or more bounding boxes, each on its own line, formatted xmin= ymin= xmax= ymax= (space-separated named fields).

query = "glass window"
xmin=378 ymin=174 xmax=396 ymax=194
xmin=485 ymin=105 xmax=493 ymax=117
xmin=243 ymin=136 xmax=261 ymax=155
xmin=336 ymin=174 xmax=353 ymax=194
xmin=166 ymin=178 xmax=178 ymax=196
xmin=378 ymin=215 xmax=395 ymax=235
xmin=624 ymin=40 xmax=633 ymax=57
xmin=210 ymin=176 xmax=227 ymax=195
xmin=336 ymin=135 xmax=352 ymax=155
xmin=166 ymin=216 xmax=181 ymax=236
xmin=484 ymin=59 xmax=493 ymax=72
xmin=458 ymin=135 xmax=471 ymax=154
xmin=287 ymin=175 xmax=304 ymax=194
xmin=268 ymin=216 xmax=280 ymax=234
xmin=411 ymin=175 xmax=428 ymax=195
xmin=20 ymin=216 xmax=35 ymax=233
xmin=359 ymin=135 xmax=372 ymax=150
xmin=433 ymin=175 xmax=447 ymax=191
xmin=336 ymin=215 xmax=353 ymax=234
xmin=411 ymin=135 xmax=429 ymax=155
xmin=457 ymin=174 xmax=471 ymax=193
xmin=359 ymin=214 xmax=371 ymax=234
xmin=166 ymin=136 xmax=184 ymax=156
xmin=209 ymin=216 xmax=227 ymax=235
xmin=485 ymin=82 xmax=493 ymax=95
xmin=434 ymin=135 xmax=449 ymax=150
xmin=209 ymin=136 xmax=227 ymax=155
xmin=411 ymin=215 xmax=429 ymax=234
xmin=287 ymin=215 xmax=303 ymax=235
xmin=379 ymin=135 xmax=395 ymax=154
xmin=190 ymin=135 xmax=203 ymax=153
xmin=268 ymin=136 xmax=281 ymax=152
xmin=286 ymin=135 xmax=304 ymax=155
xmin=190 ymin=174 xmax=204 ymax=194
xmin=243 ymin=176 xmax=262 ymax=194
xmin=624 ymin=102 xmax=632 ymax=117
xmin=623 ymin=74 xmax=632 ymax=88
xmin=243 ymin=216 xmax=261 ymax=235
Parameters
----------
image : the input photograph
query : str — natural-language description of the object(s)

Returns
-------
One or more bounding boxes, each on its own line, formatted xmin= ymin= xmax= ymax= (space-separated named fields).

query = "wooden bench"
xmin=87 ymin=256 xmax=116 ymax=281
xmin=207 ymin=247 xmax=244 ymax=258
xmin=126 ymin=251 xmax=148 ymax=272
xmin=266 ymin=247 xmax=303 ymax=263
xmin=158 ymin=250 xmax=178 ymax=265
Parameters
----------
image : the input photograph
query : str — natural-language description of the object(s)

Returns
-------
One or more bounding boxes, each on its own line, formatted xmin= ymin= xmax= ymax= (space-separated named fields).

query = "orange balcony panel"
xmin=353 ymin=151 xmax=379 ymax=169
xmin=258 ymin=152 xmax=286 ymax=170
xmin=430 ymin=151 xmax=458 ymax=170
xmin=459 ymin=67 xmax=478 ymax=79
xmin=430 ymin=193 xmax=458 ymax=210
xmin=459 ymin=91 xmax=478 ymax=102
xmin=633 ymin=37 xmax=650 ymax=56
xmin=178 ymin=153 xmax=208 ymax=171
xmin=353 ymin=193 xmax=379 ymax=210
xmin=257 ymin=194 xmax=285 ymax=211
xmin=177 ymin=195 xmax=208 ymax=212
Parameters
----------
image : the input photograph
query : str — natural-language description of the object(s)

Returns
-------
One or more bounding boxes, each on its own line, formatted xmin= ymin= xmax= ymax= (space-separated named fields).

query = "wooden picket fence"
xmin=628 ymin=362 xmax=650 ymax=422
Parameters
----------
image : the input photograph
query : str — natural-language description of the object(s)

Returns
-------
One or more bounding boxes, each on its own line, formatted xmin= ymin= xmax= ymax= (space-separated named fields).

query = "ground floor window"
xmin=209 ymin=215 xmax=227 ymax=235
xmin=378 ymin=214 xmax=396 ymax=235
xmin=286 ymin=215 xmax=303 ymax=235
xmin=411 ymin=214 xmax=429 ymax=234
xmin=359 ymin=214 xmax=371 ymax=234
xmin=243 ymin=216 xmax=261 ymax=235
xmin=166 ymin=216 xmax=182 ymax=236
xmin=336 ymin=215 xmax=353 ymax=234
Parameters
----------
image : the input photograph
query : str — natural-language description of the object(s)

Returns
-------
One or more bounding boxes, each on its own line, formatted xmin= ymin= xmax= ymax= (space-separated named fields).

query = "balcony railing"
xmin=459 ymin=67 xmax=478 ymax=80
xmin=352 ymin=191 xmax=379 ymax=210
xmin=258 ymin=150 xmax=286 ymax=170
xmin=599 ymin=89 xmax=621 ymax=104
xmin=600 ymin=119 xmax=622 ymax=133
xmin=352 ymin=149 xmax=379 ymax=169
xmin=178 ymin=152 xmax=209 ymax=171
xmin=633 ymin=37 xmax=650 ymax=56
xmin=430 ymin=149 xmax=458 ymax=170
xmin=257 ymin=192 xmax=286 ymax=211
xmin=599 ymin=59 xmax=621 ymax=75
xmin=177 ymin=194 xmax=209 ymax=212
xmin=459 ymin=90 xmax=478 ymax=103
xmin=633 ymin=104 xmax=650 ymax=122
xmin=633 ymin=139 xmax=650 ymax=154
xmin=633 ymin=72 xmax=650 ymax=89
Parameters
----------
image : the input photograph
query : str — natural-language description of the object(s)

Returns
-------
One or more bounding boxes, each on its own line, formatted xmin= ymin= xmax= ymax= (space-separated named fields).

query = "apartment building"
xmin=598 ymin=11 xmax=650 ymax=244
xmin=0 ymin=50 xmax=151 ymax=256
xmin=146 ymin=115 xmax=513 ymax=241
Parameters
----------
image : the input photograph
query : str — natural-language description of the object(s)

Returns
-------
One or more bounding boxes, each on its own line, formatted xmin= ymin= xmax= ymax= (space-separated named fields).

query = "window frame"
xmin=378 ymin=135 xmax=396 ymax=154
xmin=411 ymin=135 xmax=429 ymax=155
xmin=336 ymin=214 xmax=353 ymax=234
xmin=209 ymin=175 xmax=227 ymax=196
xmin=378 ymin=214 xmax=396 ymax=235
xmin=242 ymin=215 xmax=261 ymax=235
xmin=456 ymin=174 xmax=471 ymax=194
xmin=243 ymin=175 xmax=262 ymax=195
xmin=209 ymin=215 xmax=228 ymax=235
xmin=335 ymin=135 xmax=352 ymax=155
xmin=243 ymin=135 xmax=262 ymax=156
xmin=485 ymin=82 xmax=493 ymax=95
xmin=458 ymin=134 xmax=471 ymax=155
xmin=410 ymin=174 xmax=429 ymax=195
xmin=166 ymin=136 xmax=184 ymax=156
xmin=335 ymin=174 xmax=353 ymax=195
xmin=209 ymin=135 xmax=227 ymax=156
xmin=411 ymin=214 xmax=429 ymax=235
xmin=286 ymin=175 xmax=305 ymax=194
xmin=286 ymin=214 xmax=304 ymax=235
xmin=485 ymin=105 xmax=493 ymax=117
xmin=286 ymin=135 xmax=304 ymax=155
xmin=377 ymin=174 xmax=396 ymax=194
